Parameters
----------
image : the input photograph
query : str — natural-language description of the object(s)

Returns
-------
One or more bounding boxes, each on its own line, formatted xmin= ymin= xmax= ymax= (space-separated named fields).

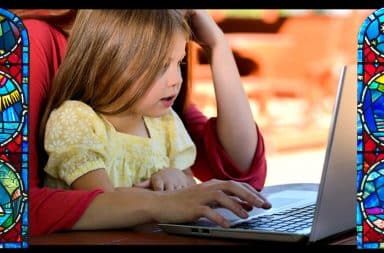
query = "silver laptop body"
xmin=159 ymin=65 xmax=356 ymax=243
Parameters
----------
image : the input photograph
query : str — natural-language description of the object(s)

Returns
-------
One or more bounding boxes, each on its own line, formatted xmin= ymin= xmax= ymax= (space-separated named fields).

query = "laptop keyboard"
xmin=231 ymin=203 xmax=316 ymax=233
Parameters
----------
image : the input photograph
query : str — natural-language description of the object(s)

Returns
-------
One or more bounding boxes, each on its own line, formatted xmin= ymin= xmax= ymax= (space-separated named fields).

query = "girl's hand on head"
xmin=181 ymin=9 xmax=224 ymax=49
xmin=134 ymin=168 xmax=196 ymax=191
xmin=153 ymin=179 xmax=272 ymax=228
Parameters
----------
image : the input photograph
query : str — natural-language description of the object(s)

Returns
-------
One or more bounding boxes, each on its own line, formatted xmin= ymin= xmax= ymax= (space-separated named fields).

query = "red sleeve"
xmin=25 ymin=19 xmax=103 ymax=236
xmin=183 ymin=104 xmax=267 ymax=191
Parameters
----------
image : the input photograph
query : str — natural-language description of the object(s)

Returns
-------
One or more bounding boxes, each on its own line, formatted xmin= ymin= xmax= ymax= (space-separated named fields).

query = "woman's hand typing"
xmin=152 ymin=179 xmax=271 ymax=228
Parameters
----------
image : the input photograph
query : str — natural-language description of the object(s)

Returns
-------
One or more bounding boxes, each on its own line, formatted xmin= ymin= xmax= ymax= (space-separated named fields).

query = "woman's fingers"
xmin=197 ymin=206 xmax=231 ymax=228
xmin=208 ymin=180 xmax=266 ymax=208
xmin=207 ymin=190 xmax=249 ymax=220
xmin=239 ymin=182 xmax=272 ymax=209
xmin=229 ymin=196 xmax=254 ymax=211
xmin=158 ymin=179 xmax=271 ymax=228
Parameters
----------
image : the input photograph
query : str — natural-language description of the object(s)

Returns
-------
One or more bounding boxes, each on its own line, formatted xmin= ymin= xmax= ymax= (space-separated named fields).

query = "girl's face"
xmin=131 ymin=31 xmax=187 ymax=118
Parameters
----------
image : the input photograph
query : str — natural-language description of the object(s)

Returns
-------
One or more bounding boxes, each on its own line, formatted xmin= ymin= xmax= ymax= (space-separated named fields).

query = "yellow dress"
xmin=43 ymin=100 xmax=196 ymax=189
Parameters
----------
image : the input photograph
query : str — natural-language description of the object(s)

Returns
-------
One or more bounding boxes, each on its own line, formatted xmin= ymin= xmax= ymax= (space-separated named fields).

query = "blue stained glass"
xmin=365 ymin=191 xmax=380 ymax=208
xmin=21 ymin=204 xmax=27 ymax=225
xmin=376 ymin=9 xmax=384 ymax=16
xmin=365 ymin=243 xmax=380 ymax=248
xmin=367 ymin=19 xmax=380 ymax=38
xmin=375 ymin=176 xmax=384 ymax=188
xmin=22 ymin=142 xmax=27 ymax=152
xmin=0 ymin=72 xmax=26 ymax=146
xmin=22 ymin=117 xmax=27 ymax=136
xmin=0 ymin=16 xmax=20 ymax=59
xmin=371 ymin=88 xmax=384 ymax=102
xmin=4 ymin=243 xmax=21 ymax=248
xmin=0 ymin=162 xmax=25 ymax=233
xmin=358 ymin=84 xmax=363 ymax=104
xmin=22 ymin=52 xmax=27 ymax=63
xmin=0 ymin=8 xmax=29 ymax=248
xmin=357 ymin=204 xmax=362 ymax=221
xmin=378 ymin=186 xmax=384 ymax=200
xmin=357 ymin=154 xmax=364 ymax=165
xmin=357 ymin=140 xmax=363 ymax=152
xmin=21 ymin=169 xmax=27 ymax=189
xmin=364 ymin=183 xmax=374 ymax=199
xmin=2 ymin=21 xmax=9 ymax=33
xmin=363 ymin=89 xmax=376 ymax=130
xmin=358 ymin=64 xmax=364 ymax=74
xmin=358 ymin=49 xmax=364 ymax=63
xmin=368 ymin=171 xmax=382 ymax=181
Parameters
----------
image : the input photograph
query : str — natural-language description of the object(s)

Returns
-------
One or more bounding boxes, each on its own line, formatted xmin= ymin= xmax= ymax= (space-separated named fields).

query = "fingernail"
xmin=263 ymin=202 xmax=272 ymax=209
xmin=254 ymin=199 xmax=264 ymax=207
xmin=241 ymin=209 xmax=249 ymax=218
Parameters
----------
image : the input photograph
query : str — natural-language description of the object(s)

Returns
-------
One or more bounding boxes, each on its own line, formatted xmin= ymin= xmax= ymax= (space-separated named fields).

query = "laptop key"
xmin=230 ymin=203 xmax=316 ymax=232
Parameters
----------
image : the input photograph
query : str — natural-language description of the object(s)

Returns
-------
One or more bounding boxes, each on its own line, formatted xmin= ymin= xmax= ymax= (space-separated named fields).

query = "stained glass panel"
xmin=0 ymin=9 xmax=28 ymax=249
xmin=357 ymin=7 xmax=384 ymax=249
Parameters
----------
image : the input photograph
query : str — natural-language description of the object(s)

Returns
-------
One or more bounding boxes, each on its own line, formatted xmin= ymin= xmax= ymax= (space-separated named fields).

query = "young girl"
xmin=42 ymin=9 xmax=197 ymax=191
xmin=20 ymin=9 xmax=270 ymax=236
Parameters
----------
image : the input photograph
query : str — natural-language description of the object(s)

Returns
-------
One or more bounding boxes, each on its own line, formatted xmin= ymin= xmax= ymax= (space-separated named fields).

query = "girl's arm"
xmin=184 ymin=104 xmax=267 ymax=190
xmin=187 ymin=10 xmax=258 ymax=173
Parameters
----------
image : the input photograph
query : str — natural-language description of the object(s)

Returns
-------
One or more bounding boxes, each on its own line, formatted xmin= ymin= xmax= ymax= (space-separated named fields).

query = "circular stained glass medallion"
xmin=0 ymin=15 xmax=21 ymax=58
xmin=0 ymin=160 xmax=24 ymax=234
xmin=0 ymin=71 xmax=25 ymax=146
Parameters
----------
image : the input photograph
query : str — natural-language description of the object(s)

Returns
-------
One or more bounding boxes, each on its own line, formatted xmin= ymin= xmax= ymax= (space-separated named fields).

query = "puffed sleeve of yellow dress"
xmin=43 ymin=100 xmax=108 ymax=189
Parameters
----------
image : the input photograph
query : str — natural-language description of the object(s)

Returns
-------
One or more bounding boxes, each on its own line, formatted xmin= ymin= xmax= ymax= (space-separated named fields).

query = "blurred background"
xmin=189 ymin=9 xmax=373 ymax=186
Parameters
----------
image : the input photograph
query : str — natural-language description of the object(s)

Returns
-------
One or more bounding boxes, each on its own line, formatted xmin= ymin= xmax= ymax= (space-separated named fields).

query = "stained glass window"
xmin=0 ymin=9 xmax=28 ymax=249
xmin=357 ymin=7 xmax=384 ymax=249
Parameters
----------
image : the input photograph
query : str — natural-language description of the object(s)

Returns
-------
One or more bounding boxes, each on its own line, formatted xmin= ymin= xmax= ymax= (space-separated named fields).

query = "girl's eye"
xmin=159 ymin=60 xmax=186 ymax=76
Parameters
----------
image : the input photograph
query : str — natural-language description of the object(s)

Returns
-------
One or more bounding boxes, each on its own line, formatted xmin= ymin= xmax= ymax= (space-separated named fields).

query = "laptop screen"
xmin=309 ymin=65 xmax=356 ymax=241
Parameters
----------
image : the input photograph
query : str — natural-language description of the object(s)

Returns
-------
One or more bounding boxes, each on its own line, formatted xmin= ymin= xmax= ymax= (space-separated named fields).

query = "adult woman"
xmin=17 ymin=9 xmax=268 ymax=236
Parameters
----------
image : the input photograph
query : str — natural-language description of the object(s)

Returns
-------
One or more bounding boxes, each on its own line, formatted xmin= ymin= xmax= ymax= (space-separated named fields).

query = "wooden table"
xmin=30 ymin=184 xmax=356 ymax=248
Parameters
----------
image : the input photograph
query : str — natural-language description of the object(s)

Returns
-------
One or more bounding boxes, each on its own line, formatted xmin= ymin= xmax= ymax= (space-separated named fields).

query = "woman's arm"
xmin=70 ymin=164 xmax=270 ymax=230
xmin=26 ymin=14 xmax=270 ymax=236
xmin=187 ymin=10 xmax=257 ymax=173
xmin=73 ymin=178 xmax=271 ymax=230
xmin=26 ymin=18 xmax=106 ymax=236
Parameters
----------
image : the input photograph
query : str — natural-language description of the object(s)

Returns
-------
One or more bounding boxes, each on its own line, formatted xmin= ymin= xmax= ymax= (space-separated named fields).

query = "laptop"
xmin=159 ymin=65 xmax=356 ymax=243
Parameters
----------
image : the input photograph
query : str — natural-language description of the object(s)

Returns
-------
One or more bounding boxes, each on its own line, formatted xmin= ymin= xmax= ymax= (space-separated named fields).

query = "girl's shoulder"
xmin=57 ymin=100 xmax=94 ymax=111
xmin=50 ymin=100 xmax=101 ymax=123
xmin=45 ymin=100 xmax=108 ymax=142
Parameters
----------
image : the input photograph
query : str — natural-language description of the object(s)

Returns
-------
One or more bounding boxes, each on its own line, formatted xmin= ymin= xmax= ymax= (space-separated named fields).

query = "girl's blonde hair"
xmin=40 ymin=9 xmax=191 ymax=147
